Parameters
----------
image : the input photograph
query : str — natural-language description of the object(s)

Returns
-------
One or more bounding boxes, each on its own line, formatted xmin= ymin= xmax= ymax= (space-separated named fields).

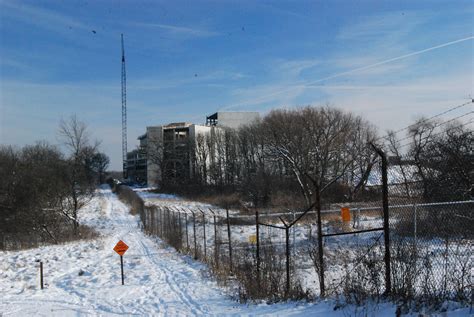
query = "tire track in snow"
xmin=136 ymin=238 xmax=206 ymax=315
xmin=106 ymin=188 xmax=206 ymax=315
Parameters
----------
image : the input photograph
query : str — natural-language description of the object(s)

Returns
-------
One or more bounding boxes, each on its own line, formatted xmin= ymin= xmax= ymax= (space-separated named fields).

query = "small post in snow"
xmin=39 ymin=261 xmax=44 ymax=290
xmin=113 ymin=240 xmax=129 ymax=285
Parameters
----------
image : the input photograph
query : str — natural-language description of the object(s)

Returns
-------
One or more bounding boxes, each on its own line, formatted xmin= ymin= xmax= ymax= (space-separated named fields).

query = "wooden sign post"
xmin=113 ymin=240 xmax=129 ymax=285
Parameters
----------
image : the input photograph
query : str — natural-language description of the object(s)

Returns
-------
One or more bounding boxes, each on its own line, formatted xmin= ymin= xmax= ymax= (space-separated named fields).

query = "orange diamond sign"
xmin=113 ymin=240 xmax=129 ymax=256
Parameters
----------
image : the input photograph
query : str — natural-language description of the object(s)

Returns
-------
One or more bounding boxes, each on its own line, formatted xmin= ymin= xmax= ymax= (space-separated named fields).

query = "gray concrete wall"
xmin=216 ymin=112 xmax=259 ymax=129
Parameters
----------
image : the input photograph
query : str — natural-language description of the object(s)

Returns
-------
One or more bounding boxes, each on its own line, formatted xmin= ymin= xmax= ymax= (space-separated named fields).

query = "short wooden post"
xmin=39 ymin=261 xmax=44 ymax=290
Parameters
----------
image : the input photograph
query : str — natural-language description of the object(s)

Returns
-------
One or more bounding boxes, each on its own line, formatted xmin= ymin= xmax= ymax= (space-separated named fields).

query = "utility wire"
xmin=397 ymin=117 xmax=474 ymax=150
xmin=374 ymin=100 xmax=473 ymax=143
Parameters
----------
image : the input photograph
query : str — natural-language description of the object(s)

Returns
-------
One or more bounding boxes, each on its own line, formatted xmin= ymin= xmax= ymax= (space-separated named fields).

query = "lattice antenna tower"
xmin=121 ymin=34 xmax=128 ymax=179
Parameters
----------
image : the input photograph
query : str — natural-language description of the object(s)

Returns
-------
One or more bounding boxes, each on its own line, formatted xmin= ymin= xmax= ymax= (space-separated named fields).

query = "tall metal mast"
xmin=121 ymin=34 xmax=128 ymax=179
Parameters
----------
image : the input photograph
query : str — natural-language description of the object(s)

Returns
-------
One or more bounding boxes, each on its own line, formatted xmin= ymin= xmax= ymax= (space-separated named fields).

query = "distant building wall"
xmin=207 ymin=112 xmax=259 ymax=129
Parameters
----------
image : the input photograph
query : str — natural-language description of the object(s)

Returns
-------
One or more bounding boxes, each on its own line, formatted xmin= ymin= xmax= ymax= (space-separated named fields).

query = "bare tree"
xmin=261 ymin=106 xmax=377 ymax=209
xmin=386 ymin=131 xmax=412 ymax=198
xmin=408 ymin=118 xmax=437 ymax=199
xmin=58 ymin=115 xmax=99 ymax=233
xmin=0 ymin=143 xmax=69 ymax=248
xmin=89 ymin=152 xmax=110 ymax=184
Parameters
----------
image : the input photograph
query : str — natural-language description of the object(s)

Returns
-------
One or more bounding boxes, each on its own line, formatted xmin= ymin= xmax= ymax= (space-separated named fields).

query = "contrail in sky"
xmin=218 ymin=36 xmax=474 ymax=112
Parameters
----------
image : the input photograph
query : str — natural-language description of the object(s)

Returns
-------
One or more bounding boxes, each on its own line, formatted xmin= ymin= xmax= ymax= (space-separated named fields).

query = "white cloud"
xmin=132 ymin=22 xmax=220 ymax=38
xmin=1 ymin=1 xmax=90 ymax=32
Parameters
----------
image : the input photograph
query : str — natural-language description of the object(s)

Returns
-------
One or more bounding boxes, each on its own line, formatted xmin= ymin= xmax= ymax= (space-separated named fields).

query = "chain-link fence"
xmin=137 ymin=195 xmax=472 ymax=304
xmin=385 ymin=153 xmax=473 ymax=305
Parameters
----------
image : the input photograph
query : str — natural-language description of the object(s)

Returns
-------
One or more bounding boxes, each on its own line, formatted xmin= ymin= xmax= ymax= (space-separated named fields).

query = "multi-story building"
xmin=126 ymin=112 xmax=259 ymax=186
xmin=125 ymin=148 xmax=147 ymax=184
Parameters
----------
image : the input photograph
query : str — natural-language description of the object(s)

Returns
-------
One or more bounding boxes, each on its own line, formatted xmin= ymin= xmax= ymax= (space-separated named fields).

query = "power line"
xmin=395 ymin=110 xmax=473 ymax=144
xmin=375 ymin=100 xmax=473 ymax=143
xmin=397 ymin=116 xmax=474 ymax=150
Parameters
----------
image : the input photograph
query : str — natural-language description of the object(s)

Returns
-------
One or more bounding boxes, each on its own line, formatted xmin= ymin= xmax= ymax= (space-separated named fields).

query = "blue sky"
xmin=1 ymin=0 xmax=473 ymax=170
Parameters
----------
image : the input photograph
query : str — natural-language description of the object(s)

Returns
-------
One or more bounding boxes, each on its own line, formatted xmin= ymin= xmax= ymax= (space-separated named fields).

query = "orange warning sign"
xmin=113 ymin=240 xmax=129 ymax=256
xmin=341 ymin=207 xmax=351 ymax=222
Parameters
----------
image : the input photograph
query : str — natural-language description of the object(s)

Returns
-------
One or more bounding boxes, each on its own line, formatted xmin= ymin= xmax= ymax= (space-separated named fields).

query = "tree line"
xmin=157 ymin=105 xmax=472 ymax=207
xmin=0 ymin=115 xmax=109 ymax=249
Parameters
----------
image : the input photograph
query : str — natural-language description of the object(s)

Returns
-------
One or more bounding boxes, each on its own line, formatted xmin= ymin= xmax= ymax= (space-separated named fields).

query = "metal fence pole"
xmin=165 ymin=207 xmax=168 ymax=238
xmin=160 ymin=207 xmax=164 ymax=237
xmin=315 ymin=189 xmax=325 ymax=297
xmin=292 ymin=211 xmax=296 ymax=249
xmin=209 ymin=209 xmax=218 ymax=268
xmin=226 ymin=208 xmax=233 ymax=272
xmin=200 ymin=209 xmax=207 ymax=261
xmin=192 ymin=211 xmax=198 ymax=260
xmin=178 ymin=211 xmax=182 ymax=250
xmin=372 ymin=143 xmax=392 ymax=295
xmin=166 ymin=207 xmax=170 ymax=240
xmin=185 ymin=212 xmax=189 ymax=250
xmin=414 ymin=204 xmax=417 ymax=246
xmin=256 ymin=210 xmax=260 ymax=288
xmin=285 ymin=226 xmax=290 ymax=295
xmin=149 ymin=208 xmax=153 ymax=235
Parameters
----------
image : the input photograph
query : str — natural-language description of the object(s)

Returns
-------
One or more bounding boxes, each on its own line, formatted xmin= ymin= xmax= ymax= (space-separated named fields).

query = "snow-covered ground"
xmin=1 ymin=186 xmax=469 ymax=316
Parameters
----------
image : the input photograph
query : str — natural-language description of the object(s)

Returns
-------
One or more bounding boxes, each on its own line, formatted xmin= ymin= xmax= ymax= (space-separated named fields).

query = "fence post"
xmin=315 ymin=188 xmax=325 ymax=297
xmin=149 ymin=208 xmax=154 ymax=235
xmin=256 ymin=210 xmax=260 ymax=288
xmin=166 ymin=207 xmax=170 ymax=241
xmin=292 ymin=211 xmax=296 ymax=249
xmin=200 ymin=209 xmax=207 ymax=261
xmin=192 ymin=210 xmax=198 ymax=260
xmin=147 ymin=208 xmax=150 ymax=233
xmin=149 ymin=208 xmax=152 ymax=236
xmin=414 ymin=203 xmax=417 ymax=246
xmin=156 ymin=208 xmax=160 ymax=236
xmin=160 ymin=207 xmax=164 ymax=237
xmin=162 ymin=207 xmax=168 ymax=239
xmin=226 ymin=208 xmax=233 ymax=272
xmin=210 ymin=209 xmax=219 ymax=269
xmin=178 ymin=210 xmax=182 ymax=250
xmin=285 ymin=226 xmax=290 ymax=296
xmin=371 ymin=143 xmax=392 ymax=295
xmin=185 ymin=212 xmax=189 ymax=250
xmin=158 ymin=207 xmax=162 ymax=237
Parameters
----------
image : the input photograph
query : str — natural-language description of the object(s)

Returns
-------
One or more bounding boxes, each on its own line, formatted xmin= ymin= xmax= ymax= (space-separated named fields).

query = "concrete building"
xmin=125 ymin=148 xmax=147 ymax=184
xmin=127 ymin=111 xmax=260 ymax=186
xmin=206 ymin=111 xmax=259 ymax=129
xmin=128 ymin=123 xmax=212 ymax=186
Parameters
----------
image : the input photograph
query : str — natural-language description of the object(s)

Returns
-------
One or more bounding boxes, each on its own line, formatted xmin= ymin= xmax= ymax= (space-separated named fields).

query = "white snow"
xmin=1 ymin=186 xmax=468 ymax=316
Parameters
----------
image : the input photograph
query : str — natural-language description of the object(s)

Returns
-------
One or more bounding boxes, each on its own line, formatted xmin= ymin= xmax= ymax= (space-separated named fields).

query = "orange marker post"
xmin=341 ymin=207 xmax=351 ymax=222
xmin=113 ymin=240 xmax=129 ymax=285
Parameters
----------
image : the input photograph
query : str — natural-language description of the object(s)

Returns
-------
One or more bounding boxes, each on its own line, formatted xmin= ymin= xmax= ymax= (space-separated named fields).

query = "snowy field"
xmin=1 ymin=186 xmax=470 ymax=316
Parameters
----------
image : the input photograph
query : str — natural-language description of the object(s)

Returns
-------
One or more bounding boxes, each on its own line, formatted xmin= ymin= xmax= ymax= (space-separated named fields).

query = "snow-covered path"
xmin=2 ymin=186 xmax=353 ymax=316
